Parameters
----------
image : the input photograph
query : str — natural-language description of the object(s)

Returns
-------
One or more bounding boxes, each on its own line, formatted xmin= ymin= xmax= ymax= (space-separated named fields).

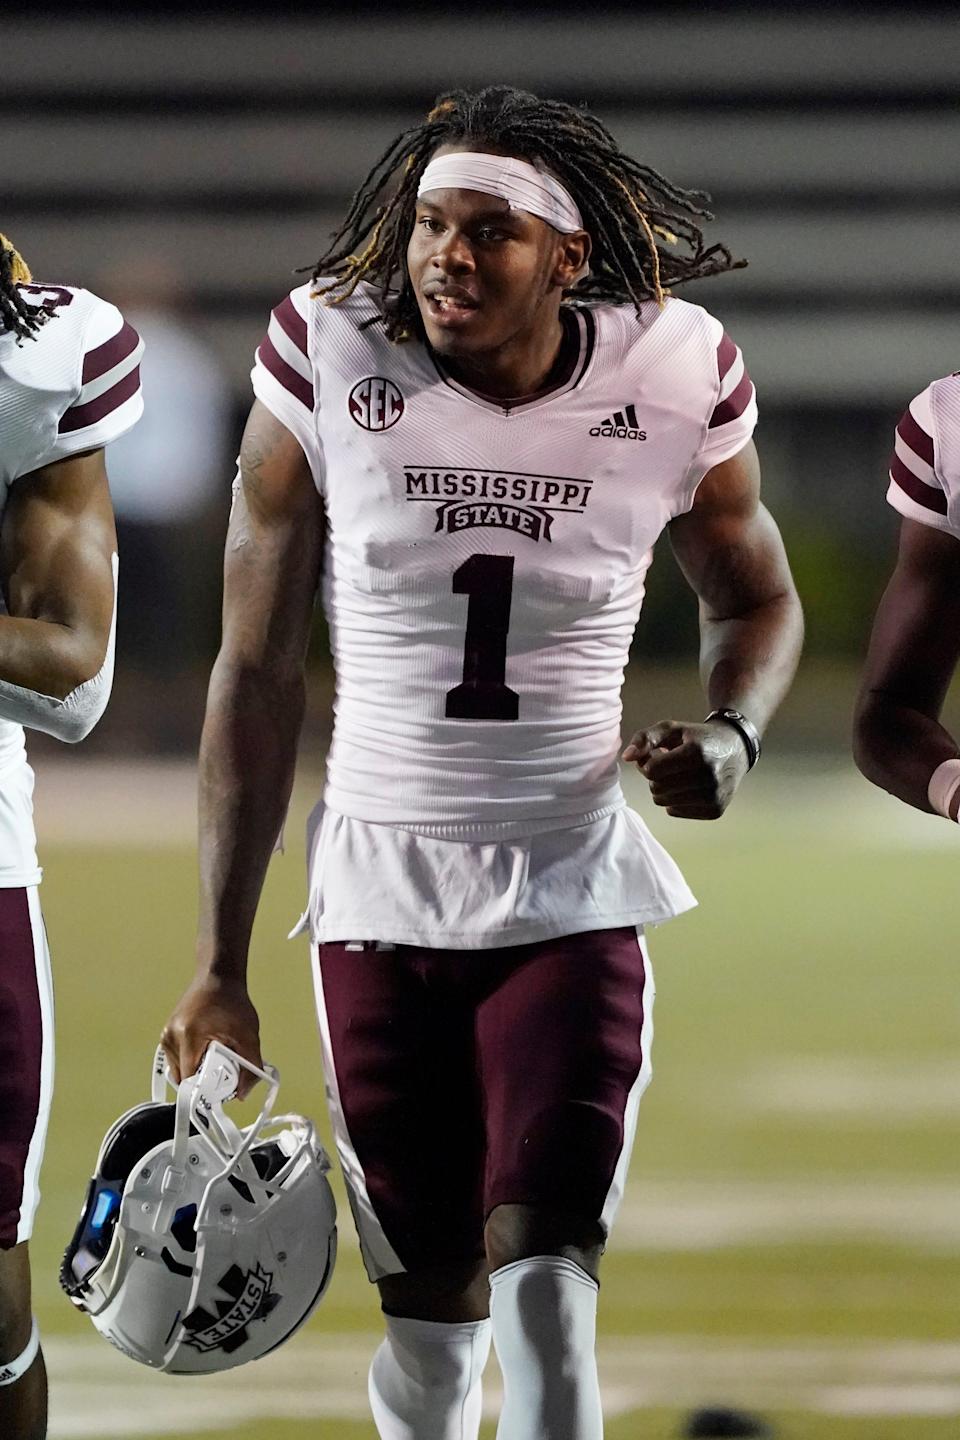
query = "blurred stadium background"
xmin=4 ymin=2 xmax=959 ymax=1436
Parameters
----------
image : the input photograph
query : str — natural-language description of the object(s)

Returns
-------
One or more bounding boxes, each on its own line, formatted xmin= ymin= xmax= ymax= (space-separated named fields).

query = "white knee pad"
xmin=0 ymin=1317 xmax=40 ymax=1387
xmin=490 ymin=1256 xmax=602 ymax=1440
xmin=369 ymin=1313 xmax=492 ymax=1440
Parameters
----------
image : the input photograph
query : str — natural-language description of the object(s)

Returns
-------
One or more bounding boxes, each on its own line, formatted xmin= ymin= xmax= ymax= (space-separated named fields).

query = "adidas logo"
xmin=590 ymin=404 xmax=646 ymax=441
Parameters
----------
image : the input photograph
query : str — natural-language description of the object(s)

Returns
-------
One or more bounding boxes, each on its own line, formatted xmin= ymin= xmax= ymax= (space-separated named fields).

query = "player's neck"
xmin=437 ymin=310 xmax=575 ymax=405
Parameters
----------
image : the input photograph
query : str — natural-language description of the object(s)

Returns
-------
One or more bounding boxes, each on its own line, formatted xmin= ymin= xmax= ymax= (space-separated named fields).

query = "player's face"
xmin=408 ymin=151 xmax=585 ymax=368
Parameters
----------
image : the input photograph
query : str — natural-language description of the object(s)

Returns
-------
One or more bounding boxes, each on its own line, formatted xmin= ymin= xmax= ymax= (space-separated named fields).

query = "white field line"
xmin=30 ymin=759 xmax=960 ymax=850
xmin=741 ymin=1057 xmax=960 ymax=1121
xmin=611 ymin=1177 xmax=960 ymax=1251
xmin=45 ymin=1335 xmax=960 ymax=1436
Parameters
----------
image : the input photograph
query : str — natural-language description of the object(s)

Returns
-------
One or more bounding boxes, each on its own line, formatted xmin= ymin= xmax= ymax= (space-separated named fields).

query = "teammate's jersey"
xmin=887 ymin=373 xmax=960 ymax=542
xmin=252 ymin=282 xmax=756 ymax=945
xmin=0 ymin=284 xmax=143 ymax=884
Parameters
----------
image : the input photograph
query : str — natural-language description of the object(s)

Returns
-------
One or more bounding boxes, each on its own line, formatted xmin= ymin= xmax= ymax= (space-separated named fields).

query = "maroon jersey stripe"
xmin=258 ymin=335 xmax=313 ymax=410
xmin=897 ymin=408 xmax=935 ymax=467
xmin=889 ymin=452 xmax=948 ymax=514
xmin=709 ymin=370 xmax=753 ymax=429
xmin=58 ymin=365 xmax=140 ymax=433
xmin=571 ymin=306 xmax=596 ymax=389
xmin=716 ymin=332 xmax=738 ymax=383
xmin=273 ymin=296 xmax=309 ymax=357
xmin=81 ymin=320 xmax=140 ymax=384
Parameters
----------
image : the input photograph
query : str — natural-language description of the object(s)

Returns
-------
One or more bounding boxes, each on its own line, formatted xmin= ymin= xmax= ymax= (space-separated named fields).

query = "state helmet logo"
xmin=349 ymin=376 xmax=404 ymax=431
xmin=181 ymin=1262 xmax=281 ymax=1356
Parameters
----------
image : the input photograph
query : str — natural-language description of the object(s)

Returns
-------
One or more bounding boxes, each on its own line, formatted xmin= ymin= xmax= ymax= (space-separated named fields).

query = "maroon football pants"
xmin=313 ymin=926 xmax=653 ymax=1279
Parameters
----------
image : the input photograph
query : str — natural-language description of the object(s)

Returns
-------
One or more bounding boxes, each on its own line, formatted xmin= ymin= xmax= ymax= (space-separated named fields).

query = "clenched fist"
xmin=622 ymin=719 xmax=751 ymax=819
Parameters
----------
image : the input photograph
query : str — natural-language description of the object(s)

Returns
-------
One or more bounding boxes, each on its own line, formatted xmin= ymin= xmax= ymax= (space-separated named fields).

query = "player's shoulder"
xmin=926 ymin=371 xmax=960 ymax=472
xmin=3 ymin=283 xmax=84 ymax=365
xmin=923 ymin=369 xmax=960 ymax=396
xmin=262 ymin=280 xmax=395 ymax=377
xmin=254 ymin=279 xmax=407 ymax=438
xmin=1 ymin=284 xmax=142 ymax=480
xmin=30 ymin=284 xmax=141 ymax=439
xmin=8 ymin=282 xmax=138 ymax=374
xmin=17 ymin=280 xmax=116 ymax=330
xmin=887 ymin=372 xmax=960 ymax=531
xmin=591 ymin=294 xmax=728 ymax=362
xmin=589 ymin=296 xmax=746 ymax=422
xmin=269 ymin=278 xmax=384 ymax=335
xmin=927 ymin=370 xmax=960 ymax=418
xmin=900 ymin=372 xmax=960 ymax=457
xmin=267 ymin=280 xmax=314 ymax=328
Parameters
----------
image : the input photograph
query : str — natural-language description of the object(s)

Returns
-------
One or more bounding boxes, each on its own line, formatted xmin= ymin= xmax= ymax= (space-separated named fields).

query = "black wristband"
xmin=705 ymin=708 xmax=761 ymax=770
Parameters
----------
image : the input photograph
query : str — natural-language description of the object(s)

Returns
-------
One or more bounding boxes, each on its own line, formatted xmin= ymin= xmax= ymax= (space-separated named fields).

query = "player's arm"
xmin=853 ymin=517 xmax=960 ymax=813
xmin=0 ymin=447 xmax=118 ymax=741
xmin=162 ymin=400 xmax=324 ymax=1096
xmin=624 ymin=440 xmax=803 ymax=817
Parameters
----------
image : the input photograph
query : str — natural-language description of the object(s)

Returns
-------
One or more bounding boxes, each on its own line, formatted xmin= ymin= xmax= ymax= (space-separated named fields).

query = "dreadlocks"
xmin=309 ymin=86 xmax=745 ymax=343
xmin=0 ymin=234 xmax=48 ymax=343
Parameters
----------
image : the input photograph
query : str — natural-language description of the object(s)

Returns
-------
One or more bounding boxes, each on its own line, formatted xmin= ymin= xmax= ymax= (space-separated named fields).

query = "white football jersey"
xmin=253 ymin=283 xmax=756 ymax=945
xmin=0 ymin=284 xmax=143 ymax=884
xmin=887 ymin=373 xmax=960 ymax=542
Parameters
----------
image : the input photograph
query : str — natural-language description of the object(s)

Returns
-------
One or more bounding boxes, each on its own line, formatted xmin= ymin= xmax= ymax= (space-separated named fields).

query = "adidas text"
xmin=590 ymin=424 xmax=647 ymax=441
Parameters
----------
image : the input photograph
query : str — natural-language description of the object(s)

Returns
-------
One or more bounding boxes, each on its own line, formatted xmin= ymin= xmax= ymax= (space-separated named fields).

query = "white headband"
xmin=417 ymin=152 xmax=584 ymax=234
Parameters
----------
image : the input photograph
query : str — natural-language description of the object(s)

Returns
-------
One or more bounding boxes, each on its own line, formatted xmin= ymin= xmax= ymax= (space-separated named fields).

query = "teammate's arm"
xmin=853 ymin=517 xmax=960 ymax=812
xmin=0 ymin=447 xmax=117 ymax=739
xmin=161 ymin=400 xmax=324 ymax=1097
xmin=623 ymin=440 xmax=803 ymax=817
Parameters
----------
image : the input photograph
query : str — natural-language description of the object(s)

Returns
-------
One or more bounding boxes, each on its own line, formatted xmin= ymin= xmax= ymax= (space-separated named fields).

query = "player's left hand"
xmin=622 ymin=719 xmax=750 ymax=819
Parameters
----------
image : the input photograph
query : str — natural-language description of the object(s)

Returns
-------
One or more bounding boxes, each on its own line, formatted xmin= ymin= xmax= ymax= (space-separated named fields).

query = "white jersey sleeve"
xmin=51 ymin=296 xmax=143 ymax=459
xmin=681 ymin=322 xmax=758 ymax=505
xmin=250 ymin=285 xmax=324 ymax=490
xmin=886 ymin=376 xmax=960 ymax=540
xmin=0 ymin=284 xmax=143 ymax=484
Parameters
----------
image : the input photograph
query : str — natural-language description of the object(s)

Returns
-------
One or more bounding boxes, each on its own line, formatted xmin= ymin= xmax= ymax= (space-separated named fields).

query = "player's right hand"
xmin=160 ymin=975 xmax=264 ymax=1101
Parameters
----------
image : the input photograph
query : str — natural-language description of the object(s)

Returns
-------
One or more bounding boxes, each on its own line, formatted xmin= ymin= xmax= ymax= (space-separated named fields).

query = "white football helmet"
xmin=61 ymin=1042 xmax=337 ymax=1374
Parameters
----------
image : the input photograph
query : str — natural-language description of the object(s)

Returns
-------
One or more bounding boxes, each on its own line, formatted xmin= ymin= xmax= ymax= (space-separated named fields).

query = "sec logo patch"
xmin=348 ymin=377 xmax=404 ymax=431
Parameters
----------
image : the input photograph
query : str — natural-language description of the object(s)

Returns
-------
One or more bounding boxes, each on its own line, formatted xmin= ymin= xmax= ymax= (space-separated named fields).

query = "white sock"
xmin=368 ymin=1313 xmax=492 ymax=1440
xmin=490 ymin=1255 xmax=603 ymax=1440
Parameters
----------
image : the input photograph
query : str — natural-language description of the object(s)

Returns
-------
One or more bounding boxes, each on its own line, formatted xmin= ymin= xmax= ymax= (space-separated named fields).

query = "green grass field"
xmin=25 ymin=760 xmax=960 ymax=1439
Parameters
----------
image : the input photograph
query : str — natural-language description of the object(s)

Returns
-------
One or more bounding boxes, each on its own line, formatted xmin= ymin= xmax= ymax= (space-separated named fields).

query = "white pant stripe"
xmin=310 ymin=946 xmax=404 ymax=1281
xmin=600 ymin=927 xmax=655 ymax=1235
xmin=16 ymin=887 xmax=55 ymax=1245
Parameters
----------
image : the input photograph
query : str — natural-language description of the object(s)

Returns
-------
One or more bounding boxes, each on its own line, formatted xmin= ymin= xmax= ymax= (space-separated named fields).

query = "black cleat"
xmin=682 ymin=1407 xmax=774 ymax=1437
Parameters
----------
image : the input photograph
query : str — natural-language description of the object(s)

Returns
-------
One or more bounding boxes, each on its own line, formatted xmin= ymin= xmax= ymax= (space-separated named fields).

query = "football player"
xmin=162 ymin=89 xmax=802 ymax=1440
xmin=0 ymin=236 xmax=142 ymax=1439
xmin=855 ymin=374 xmax=960 ymax=819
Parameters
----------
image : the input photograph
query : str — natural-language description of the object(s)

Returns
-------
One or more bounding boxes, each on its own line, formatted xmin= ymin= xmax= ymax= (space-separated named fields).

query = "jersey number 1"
xmin=445 ymin=553 xmax=519 ymax=722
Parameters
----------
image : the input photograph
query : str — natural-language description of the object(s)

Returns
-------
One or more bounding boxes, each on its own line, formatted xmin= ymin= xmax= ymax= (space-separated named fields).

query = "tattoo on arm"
xmin=229 ymin=418 xmax=279 ymax=554
xmin=229 ymin=489 xmax=254 ymax=552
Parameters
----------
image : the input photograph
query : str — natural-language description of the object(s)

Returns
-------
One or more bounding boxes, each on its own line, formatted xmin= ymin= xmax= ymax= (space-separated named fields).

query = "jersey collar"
xmin=426 ymin=306 xmax=596 ymax=415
